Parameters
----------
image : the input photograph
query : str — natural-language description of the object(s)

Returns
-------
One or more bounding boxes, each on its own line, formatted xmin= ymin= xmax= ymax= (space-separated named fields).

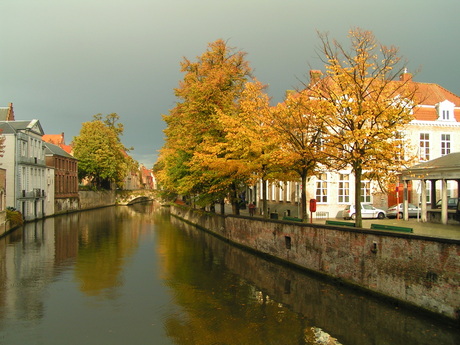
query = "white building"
xmin=254 ymin=71 xmax=460 ymax=219
xmin=400 ymin=73 xmax=460 ymax=205
xmin=0 ymin=119 xmax=49 ymax=221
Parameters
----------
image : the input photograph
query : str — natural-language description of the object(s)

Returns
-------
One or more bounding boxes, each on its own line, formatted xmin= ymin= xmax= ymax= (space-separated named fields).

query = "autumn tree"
xmin=268 ymin=90 xmax=332 ymax=220
xmin=309 ymin=28 xmax=418 ymax=227
xmin=216 ymin=79 xmax=280 ymax=217
xmin=73 ymin=113 xmax=136 ymax=189
xmin=158 ymin=39 xmax=253 ymax=213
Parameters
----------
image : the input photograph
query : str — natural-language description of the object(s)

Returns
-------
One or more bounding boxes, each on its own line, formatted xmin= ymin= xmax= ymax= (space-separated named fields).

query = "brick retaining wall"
xmin=170 ymin=205 xmax=460 ymax=321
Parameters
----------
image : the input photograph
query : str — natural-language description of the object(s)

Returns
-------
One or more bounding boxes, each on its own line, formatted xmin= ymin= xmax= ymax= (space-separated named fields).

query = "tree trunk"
xmin=354 ymin=167 xmax=363 ymax=228
xmin=301 ymin=173 xmax=308 ymax=220
xmin=220 ymin=200 xmax=225 ymax=215
xmin=262 ymin=179 xmax=268 ymax=218
xmin=230 ymin=183 xmax=240 ymax=215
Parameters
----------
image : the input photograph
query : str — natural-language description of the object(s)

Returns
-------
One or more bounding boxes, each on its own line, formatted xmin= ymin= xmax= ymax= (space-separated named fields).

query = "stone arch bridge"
xmin=115 ymin=189 xmax=158 ymax=205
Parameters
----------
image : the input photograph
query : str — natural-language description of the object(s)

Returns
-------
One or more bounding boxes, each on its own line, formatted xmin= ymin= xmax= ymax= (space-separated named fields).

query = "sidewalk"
xmin=219 ymin=203 xmax=460 ymax=240
xmin=315 ymin=217 xmax=460 ymax=240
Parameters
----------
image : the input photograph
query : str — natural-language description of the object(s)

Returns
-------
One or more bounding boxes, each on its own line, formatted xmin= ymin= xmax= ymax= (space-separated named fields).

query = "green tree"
xmin=159 ymin=39 xmax=253 ymax=213
xmin=73 ymin=113 xmax=136 ymax=189
xmin=310 ymin=28 xmax=418 ymax=227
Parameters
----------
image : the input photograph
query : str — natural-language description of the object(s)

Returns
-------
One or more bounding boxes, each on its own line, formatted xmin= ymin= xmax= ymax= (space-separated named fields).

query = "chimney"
xmin=7 ymin=102 xmax=14 ymax=121
xmin=399 ymin=68 xmax=412 ymax=82
xmin=309 ymin=70 xmax=323 ymax=85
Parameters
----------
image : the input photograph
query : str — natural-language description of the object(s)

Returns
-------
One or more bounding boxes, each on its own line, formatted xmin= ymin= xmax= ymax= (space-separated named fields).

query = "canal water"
xmin=0 ymin=203 xmax=458 ymax=345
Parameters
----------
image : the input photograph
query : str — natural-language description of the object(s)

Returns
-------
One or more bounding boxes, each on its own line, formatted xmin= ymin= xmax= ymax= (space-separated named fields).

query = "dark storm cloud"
xmin=1 ymin=0 xmax=458 ymax=167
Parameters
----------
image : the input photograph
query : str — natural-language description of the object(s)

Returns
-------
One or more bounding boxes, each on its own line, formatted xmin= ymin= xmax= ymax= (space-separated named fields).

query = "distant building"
xmin=123 ymin=168 xmax=141 ymax=190
xmin=0 ymin=119 xmax=48 ymax=220
xmin=0 ymin=103 xmax=15 ymax=121
xmin=140 ymin=164 xmax=154 ymax=189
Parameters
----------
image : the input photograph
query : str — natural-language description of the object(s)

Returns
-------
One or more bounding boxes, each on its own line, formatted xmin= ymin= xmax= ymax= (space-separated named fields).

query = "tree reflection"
xmin=159 ymin=221 xmax=308 ymax=345
xmin=74 ymin=208 xmax=140 ymax=296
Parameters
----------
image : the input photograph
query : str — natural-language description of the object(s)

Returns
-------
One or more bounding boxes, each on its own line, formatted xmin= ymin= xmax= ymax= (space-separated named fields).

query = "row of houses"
xmin=248 ymin=70 xmax=460 ymax=220
xmin=0 ymin=103 xmax=155 ymax=221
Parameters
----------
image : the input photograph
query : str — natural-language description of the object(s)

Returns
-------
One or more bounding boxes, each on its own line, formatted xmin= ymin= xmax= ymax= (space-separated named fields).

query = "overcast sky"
xmin=1 ymin=0 xmax=459 ymax=168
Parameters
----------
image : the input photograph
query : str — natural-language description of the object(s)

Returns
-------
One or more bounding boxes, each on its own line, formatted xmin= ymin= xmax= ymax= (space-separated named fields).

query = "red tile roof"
xmin=42 ymin=133 xmax=73 ymax=154
xmin=306 ymin=71 xmax=460 ymax=122
xmin=411 ymin=82 xmax=460 ymax=122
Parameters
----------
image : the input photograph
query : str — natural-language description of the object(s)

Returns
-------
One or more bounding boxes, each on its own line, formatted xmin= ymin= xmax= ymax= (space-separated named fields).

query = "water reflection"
xmin=164 ymin=216 xmax=459 ymax=345
xmin=0 ymin=204 xmax=458 ymax=345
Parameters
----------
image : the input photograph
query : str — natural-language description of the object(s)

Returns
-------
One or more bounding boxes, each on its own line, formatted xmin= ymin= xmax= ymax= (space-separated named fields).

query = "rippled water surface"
xmin=0 ymin=203 xmax=458 ymax=345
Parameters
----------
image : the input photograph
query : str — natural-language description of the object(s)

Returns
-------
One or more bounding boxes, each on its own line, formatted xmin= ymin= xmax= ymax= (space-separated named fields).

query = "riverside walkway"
xmin=217 ymin=204 xmax=460 ymax=240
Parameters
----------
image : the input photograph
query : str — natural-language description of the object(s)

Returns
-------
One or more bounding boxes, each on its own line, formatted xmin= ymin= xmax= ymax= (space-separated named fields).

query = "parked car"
xmin=434 ymin=197 xmax=459 ymax=210
xmin=455 ymin=200 xmax=460 ymax=222
xmin=387 ymin=203 xmax=421 ymax=219
xmin=343 ymin=204 xmax=386 ymax=220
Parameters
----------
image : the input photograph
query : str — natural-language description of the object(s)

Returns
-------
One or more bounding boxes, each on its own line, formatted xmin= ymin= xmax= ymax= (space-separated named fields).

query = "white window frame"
xmin=419 ymin=133 xmax=430 ymax=161
xmin=361 ymin=181 xmax=371 ymax=203
xmin=441 ymin=133 xmax=451 ymax=156
xmin=286 ymin=182 xmax=292 ymax=202
xmin=338 ymin=173 xmax=350 ymax=204
xmin=315 ymin=173 xmax=328 ymax=203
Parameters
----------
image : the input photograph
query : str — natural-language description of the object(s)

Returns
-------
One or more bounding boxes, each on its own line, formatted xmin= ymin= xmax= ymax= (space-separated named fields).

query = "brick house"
xmin=44 ymin=142 xmax=79 ymax=213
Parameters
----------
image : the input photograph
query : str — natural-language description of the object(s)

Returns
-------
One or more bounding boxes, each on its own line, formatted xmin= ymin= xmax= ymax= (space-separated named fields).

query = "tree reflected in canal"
xmin=0 ymin=203 xmax=458 ymax=345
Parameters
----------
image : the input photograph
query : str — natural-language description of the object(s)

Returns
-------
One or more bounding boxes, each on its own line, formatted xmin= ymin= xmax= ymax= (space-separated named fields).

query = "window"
xmin=285 ymin=236 xmax=291 ymax=250
xmin=441 ymin=134 xmax=451 ymax=156
xmin=436 ymin=100 xmax=455 ymax=121
xmin=21 ymin=141 xmax=27 ymax=156
xmin=361 ymin=181 xmax=371 ymax=203
xmin=315 ymin=173 xmax=328 ymax=203
xmin=442 ymin=110 xmax=450 ymax=120
xmin=419 ymin=133 xmax=430 ymax=161
xmin=394 ymin=131 xmax=404 ymax=161
xmin=338 ymin=174 xmax=350 ymax=203
xmin=286 ymin=182 xmax=291 ymax=202
xmin=425 ymin=182 xmax=431 ymax=204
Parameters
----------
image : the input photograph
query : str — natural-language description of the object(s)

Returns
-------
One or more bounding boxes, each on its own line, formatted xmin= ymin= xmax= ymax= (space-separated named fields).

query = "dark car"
xmin=434 ymin=197 xmax=459 ymax=210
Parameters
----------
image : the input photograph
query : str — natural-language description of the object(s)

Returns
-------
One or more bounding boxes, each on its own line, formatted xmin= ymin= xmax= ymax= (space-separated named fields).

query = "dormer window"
xmin=435 ymin=100 xmax=455 ymax=121
xmin=442 ymin=110 xmax=450 ymax=120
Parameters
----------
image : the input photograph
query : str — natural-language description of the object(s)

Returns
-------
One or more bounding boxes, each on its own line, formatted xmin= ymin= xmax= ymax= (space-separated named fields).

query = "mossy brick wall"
xmin=78 ymin=190 xmax=116 ymax=210
xmin=170 ymin=205 xmax=460 ymax=321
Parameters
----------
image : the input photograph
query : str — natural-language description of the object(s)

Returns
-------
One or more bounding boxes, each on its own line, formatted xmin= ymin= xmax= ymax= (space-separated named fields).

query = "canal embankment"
xmin=170 ymin=204 xmax=460 ymax=322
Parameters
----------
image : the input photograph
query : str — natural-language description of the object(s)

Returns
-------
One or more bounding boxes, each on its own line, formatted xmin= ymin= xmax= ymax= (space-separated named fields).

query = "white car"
xmin=343 ymin=204 xmax=386 ymax=220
